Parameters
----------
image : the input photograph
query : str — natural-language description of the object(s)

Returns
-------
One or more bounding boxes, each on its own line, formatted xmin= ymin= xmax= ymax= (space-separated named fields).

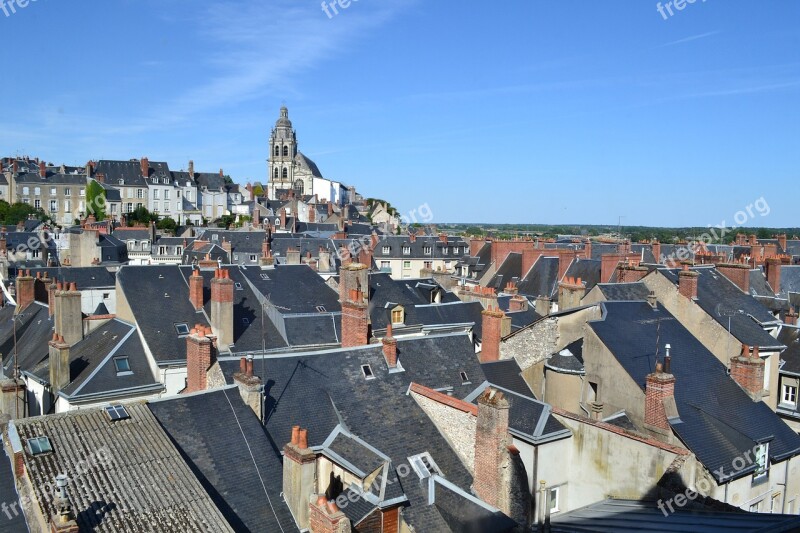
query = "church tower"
xmin=268 ymin=106 xmax=297 ymax=195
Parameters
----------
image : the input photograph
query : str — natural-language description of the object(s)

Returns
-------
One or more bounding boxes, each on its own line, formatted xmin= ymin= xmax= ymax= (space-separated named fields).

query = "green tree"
xmin=252 ymin=185 xmax=264 ymax=197
xmin=86 ymin=180 xmax=107 ymax=221
xmin=126 ymin=206 xmax=157 ymax=226
xmin=0 ymin=201 xmax=43 ymax=225
xmin=157 ymin=217 xmax=178 ymax=234
xmin=222 ymin=174 xmax=234 ymax=185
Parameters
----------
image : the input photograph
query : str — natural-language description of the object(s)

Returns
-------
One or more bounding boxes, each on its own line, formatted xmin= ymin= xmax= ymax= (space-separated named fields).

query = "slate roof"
xmin=0 ymin=444 xmax=28 ymax=532
xmin=218 ymin=333 xmax=487 ymax=531
xmin=94 ymin=159 xmax=167 ymax=186
xmin=545 ymin=339 xmax=585 ymax=374
xmin=241 ymin=264 xmax=341 ymax=315
xmin=516 ymin=256 xmax=559 ymax=298
xmin=551 ymin=498 xmax=800 ymax=532
xmin=589 ymin=301 xmax=800 ymax=482
xmin=369 ymin=235 xmax=468 ymax=260
xmin=29 ymin=266 xmax=116 ymax=288
xmin=28 ymin=319 xmax=161 ymax=403
xmin=464 ymin=383 xmax=570 ymax=444
xmin=0 ymin=303 xmax=52 ymax=378
xmin=480 ymin=359 xmax=534 ymax=398
xmin=564 ymin=259 xmax=602 ymax=292
xmin=10 ymin=404 xmax=233 ymax=532
xmin=486 ymin=252 xmax=522 ymax=292
xmin=148 ymin=387 xmax=297 ymax=532
xmin=778 ymin=266 xmax=800 ymax=299
xmin=295 ymin=151 xmax=323 ymax=178
xmin=596 ymin=282 xmax=651 ymax=301
xmin=432 ymin=476 xmax=519 ymax=533
xmin=177 ymin=265 xmax=289 ymax=352
xmin=779 ymin=326 xmax=800 ymax=376
xmin=660 ymin=267 xmax=783 ymax=349
xmin=116 ymin=265 xmax=210 ymax=364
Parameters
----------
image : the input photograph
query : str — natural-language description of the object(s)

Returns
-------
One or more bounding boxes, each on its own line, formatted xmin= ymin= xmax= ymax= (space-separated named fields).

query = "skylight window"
xmin=105 ymin=405 xmax=130 ymax=421
xmin=114 ymin=357 xmax=132 ymax=375
xmin=235 ymin=282 xmax=243 ymax=290
xmin=316 ymin=306 xmax=326 ymax=313
xmin=361 ymin=364 xmax=374 ymax=379
xmin=27 ymin=437 xmax=52 ymax=456
xmin=408 ymin=452 xmax=442 ymax=479
xmin=260 ymin=273 xmax=269 ymax=280
xmin=460 ymin=371 xmax=469 ymax=383
xmin=175 ymin=323 xmax=190 ymax=335
xmin=243 ymin=318 xmax=250 ymax=325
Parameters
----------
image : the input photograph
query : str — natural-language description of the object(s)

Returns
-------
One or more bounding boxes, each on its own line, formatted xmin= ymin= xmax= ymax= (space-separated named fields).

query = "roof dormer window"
xmin=408 ymin=452 xmax=442 ymax=479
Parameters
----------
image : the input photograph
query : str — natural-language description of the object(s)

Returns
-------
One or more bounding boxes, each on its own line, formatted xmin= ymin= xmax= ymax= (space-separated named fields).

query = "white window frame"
xmin=782 ymin=384 xmax=797 ymax=406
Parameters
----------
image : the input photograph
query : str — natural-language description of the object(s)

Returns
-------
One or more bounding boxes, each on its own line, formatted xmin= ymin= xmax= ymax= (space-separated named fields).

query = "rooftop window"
xmin=105 ymin=404 xmax=130 ymax=421
xmin=361 ymin=364 xmax=374 ymax=380
xmin=27 ymin=436 xmax=53 ymax=456
xmin=114 ymin=356 xmax=132 ymax=375
xmin=408 ymin=452 xmax=442 ymax=479
xmin=175 ymin=323 xmax=190 ymax=336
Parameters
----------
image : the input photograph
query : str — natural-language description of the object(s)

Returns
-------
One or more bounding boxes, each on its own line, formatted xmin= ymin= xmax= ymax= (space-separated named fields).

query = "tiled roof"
xmin=10 ymin=403 xmax=233 ymax=532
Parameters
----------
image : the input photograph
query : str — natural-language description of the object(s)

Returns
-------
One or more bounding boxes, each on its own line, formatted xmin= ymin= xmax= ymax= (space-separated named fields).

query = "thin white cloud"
xmin=660 ymin=30 xmax=721 ymax=47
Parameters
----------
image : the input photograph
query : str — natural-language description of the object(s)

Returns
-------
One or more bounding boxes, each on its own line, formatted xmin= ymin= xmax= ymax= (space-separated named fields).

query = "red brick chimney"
xmin=12 ymin=159 xmax=18 ymax=174
xmin=280 ymin=208 xmax=287 ymax=229
xmin=327 ymin=201 xmax=334 ymax=218
xmin=480 ymin=306 xmax=505 ymax=363
xmin=38 ymin=161 xmax=46 ymax=179
xmin=749 ymin=234 xmax=758 ymax=246
xmin=644 ymin=362 xmax=676 ymax=432
xmin=188 ymin=160 xmax=194 ymax=176
xmin=219 ymin=168 xmax=224 ymax=178
xmin=508 ymin=295 xmax=528 ymax=312
xmin=474 ymin=388 xmax=510 ymax=506
xmin=765 ymin=256 xmax=782 ymax=295
xmin=189 ymin=268 xmax=204 ymax=310
xmin=521 ymin=248 xmax=545 ymax=277
xmin=716 ymin=262 xmax=750 ymax=293
xmin=210 ymin=268 xmax=234 ymax=349
xmin=777 ymin=234 xmax=788 ymax=253
xmin=584 ymin=240 xmax=593 ymax=260
xmin=140 ymin=157 xmax=149 ymax=178
xmin=601 ymin=253 xmax=623 ymax=283
xmin=341 ymin=288 xmax=369 ymax=348
xmin=185 ymin=325 xmax=215 ymax=393
xmin=15 ymin=270 xmax=35 ymax=312
xmin=785 ymin=307 xmax=798 ymax=326
xmin=678 ymin=266 xmax=698 ymax=300
xmin=730 ymin=344 xmax=764 ymax=401
xmin=651 ymin=240 xmax=661 ymax=263
xmin=308 ymin=203 xmax=316 ymax=223
xmin=383 ymin=323 xmax=398 ymax=368
xmin=558 ymin=276 xmax=585 ymax=311
xmin=309 ymin=496 xmax=351 ymax=533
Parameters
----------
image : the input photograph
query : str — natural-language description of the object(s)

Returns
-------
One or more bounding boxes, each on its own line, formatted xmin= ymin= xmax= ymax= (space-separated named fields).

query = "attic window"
xmin=391 ymin=307 xmax=404 ymax=325
xmin=361 ymin=364 xmax=374 ymax=380
xmin=408 ymin=452 xmax=442 ymax=479
xmin=235 ymin=282 xmax=243 ymax=290
xmin=316 ymin=306 xmax=326 ymax=313
xmin=211 ymin=235 xmax=219 ymax=241
xmin=460 ymin=371 xmax=469 ymax=383
xmin=260 ymin=273 xmax=269 ymax=280
xmin=105 ymin=405 xmax=130 ymax=421
xmin=27 ymin=437 xmax=53 ymax=456
xmin=114 ymin=357 xmax=132 ymax=375
xmin=175 ymin=323 xmax=190 ymax=336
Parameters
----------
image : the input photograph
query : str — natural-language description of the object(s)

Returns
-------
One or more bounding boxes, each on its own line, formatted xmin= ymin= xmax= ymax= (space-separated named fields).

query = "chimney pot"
xmin=298 ymin=428 xmax=308 ymax=450
xmin=292 ymin=426 xmax=300 ymax=446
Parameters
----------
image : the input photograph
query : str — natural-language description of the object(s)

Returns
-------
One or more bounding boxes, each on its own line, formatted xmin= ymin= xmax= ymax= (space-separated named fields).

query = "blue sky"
xmin=2 ymin=0 xmax=798 ymax=227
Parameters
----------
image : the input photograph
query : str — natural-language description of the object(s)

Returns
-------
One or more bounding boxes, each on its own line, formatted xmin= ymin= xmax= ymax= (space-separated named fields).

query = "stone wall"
xmin=410 ymin=391 xmax=476 ymax=473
